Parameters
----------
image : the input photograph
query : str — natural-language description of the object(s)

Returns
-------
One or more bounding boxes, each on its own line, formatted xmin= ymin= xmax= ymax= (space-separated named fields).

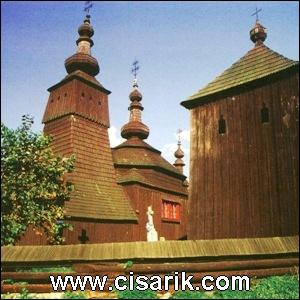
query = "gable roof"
xmin=112 ymin=138 xmax=186 ymax=179
xmin=181 ymin=43 xmax=299 ymax=108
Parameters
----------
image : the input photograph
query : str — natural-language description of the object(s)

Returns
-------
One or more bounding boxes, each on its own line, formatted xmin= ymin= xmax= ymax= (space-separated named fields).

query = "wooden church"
xmin=19 ymin=15 xmax=188 ymax=245
xmin=181 ymin=19 xmax=299 ymax=240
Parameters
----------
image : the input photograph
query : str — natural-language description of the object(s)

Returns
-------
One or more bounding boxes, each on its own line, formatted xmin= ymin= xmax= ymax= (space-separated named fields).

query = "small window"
xmin=218 ymin=115 xmax=226 ymax=134
xmin=161 ymin=200 xmax=180 ymax=221
xmin=78 ymin=229 xmax=89 ymax=244
xmin=261 ymin=103 xmax=269 ymax=123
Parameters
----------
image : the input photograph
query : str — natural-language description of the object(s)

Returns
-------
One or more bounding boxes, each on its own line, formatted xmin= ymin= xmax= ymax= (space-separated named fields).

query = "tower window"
xmin=218 ymin=115 xmax=226 ymax=134
xmin=98 ymin=101 xmax=101 ymax=106
xmin=81 ymin=92 xmax=85 ymax=97
xmin=261 ymin=103 xmax=269 ymax=123
xmin=161 ymin=200 xmax=180 ymax=221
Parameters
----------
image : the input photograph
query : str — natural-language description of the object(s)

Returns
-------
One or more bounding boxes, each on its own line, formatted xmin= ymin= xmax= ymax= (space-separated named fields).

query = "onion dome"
xmin=174 ymin=145 xmax=184 ymax=159
xmin=250 ymin=21 xmax=267 ymax=45
xmin=65 ymin=15 xmax=100 ymax=76
xmin=121 ymin=79 xmax=150 ymax=140
xmin=173 ymin=140 xmax=185 ymax=174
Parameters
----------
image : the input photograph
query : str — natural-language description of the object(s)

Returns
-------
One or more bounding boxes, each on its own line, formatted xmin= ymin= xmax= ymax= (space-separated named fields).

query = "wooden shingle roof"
xmin=45 ymin=115 xmax=137 ymax=221
xmin=65 ymin=179 xmax=138 ymax=221
xmin=115 ymin=168 xmax=188 ymax=196
xmin=182 ymin=43 xmax=299 ymax=108
xmin=112 ymin=138 xmax=186 ymax=179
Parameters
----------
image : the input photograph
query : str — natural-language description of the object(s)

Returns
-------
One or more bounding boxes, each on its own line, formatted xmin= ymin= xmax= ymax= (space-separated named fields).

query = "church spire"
xmin=64 ymin=13 xmax=100 ymax=76
xmin=173 ymin=129 xmax=185 ymax=174
xmin=250 ymin=8 xmax=267 ymax=45
xmin=121 ymin=61 xmax=149 ymax=140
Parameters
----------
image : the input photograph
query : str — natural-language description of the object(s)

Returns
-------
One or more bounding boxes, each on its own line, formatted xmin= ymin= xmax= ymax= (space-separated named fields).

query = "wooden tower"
xmin=20 ymin=15 xmax=138 ymax=245
xmin=19 ymin=15 xmax=188 ymax=244
xmin=181 ymin=20 xmax=299 ymax=240
xmin=112 ymin=78 xmax=188 ymax=241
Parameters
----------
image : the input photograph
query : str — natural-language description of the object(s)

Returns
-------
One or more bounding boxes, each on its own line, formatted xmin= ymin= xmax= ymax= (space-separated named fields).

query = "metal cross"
xmin=251 ymin=7 xmax=262 ymax=22
xmin=84 ymin=1 xmax=93 ymax=14
xmin=131 ymin=59 xmax=139 ymax=78
xmin=177 ymin=129 xmax=182 ymax=143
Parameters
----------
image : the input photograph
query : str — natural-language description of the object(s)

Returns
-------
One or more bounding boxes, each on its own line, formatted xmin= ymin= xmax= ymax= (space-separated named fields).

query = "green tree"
xmin=1 ymin=115 xmax=75 ymax=246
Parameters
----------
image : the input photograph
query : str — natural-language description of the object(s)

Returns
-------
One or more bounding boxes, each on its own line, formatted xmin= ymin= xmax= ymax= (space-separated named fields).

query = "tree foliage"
xmin=1 ymin=115 xmax=75 ymax=246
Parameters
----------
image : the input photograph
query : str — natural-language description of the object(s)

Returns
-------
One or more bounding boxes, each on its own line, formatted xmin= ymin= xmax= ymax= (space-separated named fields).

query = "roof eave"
xmin=114 ymin=163 xmax=187 ymax=180
xmin=117 ymin=179 xmax=188 ymax=196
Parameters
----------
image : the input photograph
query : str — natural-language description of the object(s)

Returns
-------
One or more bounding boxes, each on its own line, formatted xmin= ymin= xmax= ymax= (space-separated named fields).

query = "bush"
xmin=170 ymin=275 xmax=299 ymax=299
xmin=1 ymin=115 xmax=75 ymax=245
xmin=253 ymin=275 xmax=299 ymax=299
xmin=62 ymin=291 xmax=87 ymax=299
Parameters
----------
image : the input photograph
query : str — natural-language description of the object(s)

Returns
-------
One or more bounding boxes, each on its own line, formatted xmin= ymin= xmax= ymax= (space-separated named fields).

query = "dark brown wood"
xmin=19 ymin=54 xmax=188 ymax=245
xmin=188 ymin=73 xmax=299 ymax=240
xmin=3 ymin=256 xmax=298 ymax=281
xmin=72 ymin=257 xmax=299 ymax=274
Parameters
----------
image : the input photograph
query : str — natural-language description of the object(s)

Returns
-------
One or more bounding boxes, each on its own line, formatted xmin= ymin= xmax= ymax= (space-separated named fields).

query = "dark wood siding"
xmin=188 ymin=72 xmax=299 ymax=240
xmin=123 ymin=184 xmax=187 ymax=241
xmin=19 ymin=183 xmax=187 ymax=245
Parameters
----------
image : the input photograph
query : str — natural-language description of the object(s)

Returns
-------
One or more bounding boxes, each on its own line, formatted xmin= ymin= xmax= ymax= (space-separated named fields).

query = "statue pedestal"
xmin=147 ymin=227 xmax=158 ymax=242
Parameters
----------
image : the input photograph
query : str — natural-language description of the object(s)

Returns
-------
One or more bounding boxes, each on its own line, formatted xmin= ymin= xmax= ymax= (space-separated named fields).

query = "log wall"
xmin=188 ymin=72 xmax=299 ymax=239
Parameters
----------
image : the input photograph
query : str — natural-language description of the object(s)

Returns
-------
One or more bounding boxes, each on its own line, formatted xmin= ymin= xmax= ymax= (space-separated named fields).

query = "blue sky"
xmin=1 ymin=1 xmax=299 ymax=175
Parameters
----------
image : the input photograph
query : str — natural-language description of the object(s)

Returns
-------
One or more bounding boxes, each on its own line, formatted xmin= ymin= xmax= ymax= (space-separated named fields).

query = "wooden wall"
xmin=188 ymin=72 xmax=299 ymax=240
xmin=19 ymin=183 xmax=187 ymax=245
xmin=123 ymin=184 xmax=187 ymax=241
xmin=19 ymin=73 xmax=188 ymax=245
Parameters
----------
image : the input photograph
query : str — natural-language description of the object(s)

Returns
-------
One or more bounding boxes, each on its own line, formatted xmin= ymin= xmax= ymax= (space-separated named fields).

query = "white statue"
xmin=146 ymin=206 xmax=158 ymax=242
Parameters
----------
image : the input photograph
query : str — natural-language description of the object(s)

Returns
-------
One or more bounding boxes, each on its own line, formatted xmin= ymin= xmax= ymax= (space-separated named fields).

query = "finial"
xmin=121 ymin=62 xmax=149 ymax=140
xmin=174 ymin=129 xmax=185 ymax=173
xmin=251 ymin=7 xmax=262 ymax=23
xmin=84 ymin=1 xmax=93 ymax=15
xmin=64 ymin=4 xmax=99 ymax=77
xmin=250 ymin=8 xmax=267 ymax=45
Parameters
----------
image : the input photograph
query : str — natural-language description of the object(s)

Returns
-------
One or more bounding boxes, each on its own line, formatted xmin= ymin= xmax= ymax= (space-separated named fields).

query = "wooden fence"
xmin=1 ymin=236 xmax=299 ymax=293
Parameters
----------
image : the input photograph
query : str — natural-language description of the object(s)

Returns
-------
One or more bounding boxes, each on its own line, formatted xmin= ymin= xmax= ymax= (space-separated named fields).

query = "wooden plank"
xmin=72 ymin=257 xmax=299 ymax=274
xmin=3 ymin=236 xmax=299 ymax=264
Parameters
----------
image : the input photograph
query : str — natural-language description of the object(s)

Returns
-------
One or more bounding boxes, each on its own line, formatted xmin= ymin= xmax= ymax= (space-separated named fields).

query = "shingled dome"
xmin=116 ymin=78 xmax=185 ymax=178
xmin=65 ymin=15 xmax=100 ymax=77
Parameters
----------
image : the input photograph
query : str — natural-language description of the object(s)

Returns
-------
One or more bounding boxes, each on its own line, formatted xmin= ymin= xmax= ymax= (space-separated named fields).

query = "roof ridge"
xmin=183 ymin=43 xmax=298 ymax=106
